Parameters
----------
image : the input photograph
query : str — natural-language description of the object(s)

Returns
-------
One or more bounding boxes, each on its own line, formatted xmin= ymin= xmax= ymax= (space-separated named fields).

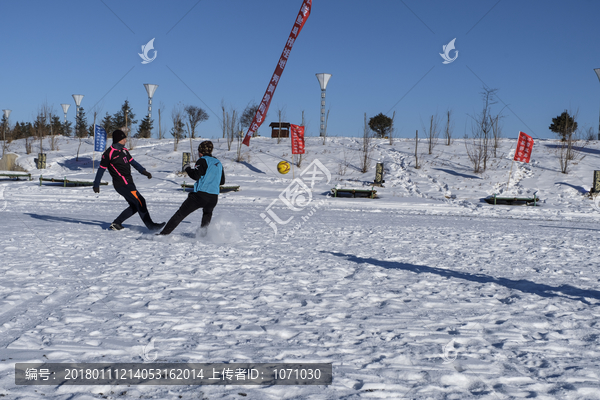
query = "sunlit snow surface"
xmin=1 ymin=136 xmax=600 ymax=399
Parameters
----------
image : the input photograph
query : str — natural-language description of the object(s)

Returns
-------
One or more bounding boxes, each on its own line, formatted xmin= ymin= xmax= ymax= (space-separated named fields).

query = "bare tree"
xmin=241 ymin=102 xmax=259 ymax=137
xmin=223 ymin=107 xmax=238 ymax=152
xmin=389 ymin=111 xmax=396 ymax=145
xmin=337 ymin=147 xmax=349 ymax=176
xmin=584 ymin=126 xmax=596 ymax=141
xmin=360 ymin=113 xmax=373 ymax=173
xmin=556 ymin=110 xmax=587 ymax=174
xmin=48 ymin=112 xmax=60 ymax=151
xmin=185 ymin=105 xmax=209 ymax=160
xmin=424 ymin=114 xmax=440 ymax=155
xmin=276 ymin=107 xmax=286 ymax=144
xmin=184 ymin=105 xmax=208 ymax=139
xmin=322 ymin=108 xmax=330 ymax=145
xmin=465 ymin=87 xmax=498 ymax=173
xmin=25 ymin=137 xmax=33 ymax=154
xmin=158 ymin=101 xmax=166 ymax=139
xmin=170 ymin=104 xmax=185 ymax=152
xmin=235 ymin=125 xmax=245 ymax=162
xmin=444 ymin=110 xmax=453 ymax=146
xmin=491 ymin=114 xmax=503 ymax=158
xmin=414 ymin=130 xmax=421 ymax=169
xmin=34 ymin=103 xmax=52 ymax=154
xmin=221 ymin=102 xmax=226 ymax=139
xmin=465 ymin=133 xmax=485 ymax=173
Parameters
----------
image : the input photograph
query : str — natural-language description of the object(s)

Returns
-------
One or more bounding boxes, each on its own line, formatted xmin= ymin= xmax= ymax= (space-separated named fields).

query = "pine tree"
xmin=549 ymin=111 xmax=577 ymax=141
xmin=136 ymin=115 xmax=154 ymax=138
xmin=113 ymin=100 xmax=137 ymax=133
xmin=50 ymin=115 xmax=63 ymax=136
xmin=62 ymin=120 xmax=73 ymax=137
xmin=75 ymin=107 xmax=88 ymax=138
xmin=1 ymin=114 xmax=9 ymax=142
xmin=368 ymin=113 xmax=393 ymax=138
xmin=101 ymin=112 xmax=116 ymax=136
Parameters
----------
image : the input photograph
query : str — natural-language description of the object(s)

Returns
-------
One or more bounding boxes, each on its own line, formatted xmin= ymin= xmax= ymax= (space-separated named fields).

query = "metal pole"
xmin=72 ymin=95 xmax=83 ymax=138
xmin=320 ymin=89 xmax=326 ymax=137
xmin=2 ymin=110 xmax=9 ymax=158
xmin=2 ymin=110 xmax=11 ymax=159
xmin=595 ymin=69 xmax=600 ymax=140
xmin=158 ymin=108 xmax=162 ymax=139
xmin=315 ymin=74 xmax=332 ymax=138
xmin=92 ymin=112 xmax=97 ymax=171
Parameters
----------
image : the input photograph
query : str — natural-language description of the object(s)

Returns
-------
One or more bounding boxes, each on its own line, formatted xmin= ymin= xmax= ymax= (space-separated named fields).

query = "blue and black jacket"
xmin=186 ymin=156 xmax=225 ymax=195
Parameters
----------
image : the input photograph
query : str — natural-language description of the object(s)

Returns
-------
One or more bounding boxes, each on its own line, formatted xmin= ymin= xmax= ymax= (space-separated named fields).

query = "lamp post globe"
xmin=144 ymin=84 xmax=158 ymax=119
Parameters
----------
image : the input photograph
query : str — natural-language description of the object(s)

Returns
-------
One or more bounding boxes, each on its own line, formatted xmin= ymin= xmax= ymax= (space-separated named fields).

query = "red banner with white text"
xmin=242 ymin=0 xmax=312 ymax=146
xmin=514 ymin=131 xmax=534 ymax=163
xmin=290 ymin=124 xmax=305 ymax=154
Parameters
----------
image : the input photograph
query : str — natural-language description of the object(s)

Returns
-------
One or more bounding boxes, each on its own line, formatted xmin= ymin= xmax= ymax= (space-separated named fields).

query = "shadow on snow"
xmin=325 ymin=251 xmax=600 ymax=305
xmin=24 ymin=213 xmax=149 ymax=233
xmin=433 ymin=168 xmax=482 ymax=180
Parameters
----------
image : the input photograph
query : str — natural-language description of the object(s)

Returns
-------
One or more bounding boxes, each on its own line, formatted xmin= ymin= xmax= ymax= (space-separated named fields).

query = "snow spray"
xmin=198 ymin=212 xmax=242 ymax=244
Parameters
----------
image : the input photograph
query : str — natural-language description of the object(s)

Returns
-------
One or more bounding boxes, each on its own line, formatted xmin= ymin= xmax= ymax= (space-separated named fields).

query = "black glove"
xmin=141 ymin=170 xmax=152 ymax=179
xmin=182 ymin=163 xmax=191 ymax=171
xmin=93 ymin=186 xmax=100 ymax=193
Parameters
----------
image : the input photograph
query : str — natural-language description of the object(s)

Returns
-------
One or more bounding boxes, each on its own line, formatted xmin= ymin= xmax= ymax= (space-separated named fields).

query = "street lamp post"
xmin=595 ymin=69 xmax=600 ymax=140
xmin=2 ymin=109 xmax=11 ymax=159
xmin=72 ymin=94 xmax=84 ymax=137
xmin=144 ymin=84 xmax=158 ymax=119
xmin=60 ymin=104 xmax=70 ymax=136
xmin=315 ymin=73 xmax=332 ymax=138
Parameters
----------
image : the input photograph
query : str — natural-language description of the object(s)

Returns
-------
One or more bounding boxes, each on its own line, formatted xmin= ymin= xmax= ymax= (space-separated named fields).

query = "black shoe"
xmin=110 ymin=222 xmax=124 ymax=231
xmin=149 ymin=222 xmax=166 ymax=231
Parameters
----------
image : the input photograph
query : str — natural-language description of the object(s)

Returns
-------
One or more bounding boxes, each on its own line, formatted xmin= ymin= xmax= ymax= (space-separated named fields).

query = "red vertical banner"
xmin=514 ymin=131 xmax=534 ymax=163
xmin=290 ymin=124 xmax=305 ymax=154
xmin=242 ymin=0 xmax=312 ymax=146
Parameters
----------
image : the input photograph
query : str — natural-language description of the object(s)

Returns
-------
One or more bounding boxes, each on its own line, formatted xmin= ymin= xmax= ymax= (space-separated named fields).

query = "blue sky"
xmin=1 ymin=0 xmax=599 ymax=141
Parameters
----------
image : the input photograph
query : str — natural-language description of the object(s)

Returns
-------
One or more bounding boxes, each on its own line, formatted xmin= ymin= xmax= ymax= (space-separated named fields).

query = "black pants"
xmin=161 ymin=191 xmax=218 ymax=235
xmin=114 ymin=184 xmax=154 ymax=228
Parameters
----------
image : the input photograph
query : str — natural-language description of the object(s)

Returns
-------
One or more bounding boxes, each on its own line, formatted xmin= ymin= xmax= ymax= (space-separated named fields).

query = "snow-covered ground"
xmin=1 ymin=135 xmax=600 ymax=399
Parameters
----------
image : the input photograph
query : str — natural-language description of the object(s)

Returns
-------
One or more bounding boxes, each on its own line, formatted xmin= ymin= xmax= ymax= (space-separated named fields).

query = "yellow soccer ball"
xmin=277 ymin=161 xmax=291 ymax=174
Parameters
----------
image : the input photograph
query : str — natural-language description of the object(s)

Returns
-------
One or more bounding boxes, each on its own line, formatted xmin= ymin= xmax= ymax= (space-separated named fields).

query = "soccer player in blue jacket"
xmin=159 ymin=140 xmax=225 ymax=236
xmin=92 ymin=130 xmax=164 ymax=231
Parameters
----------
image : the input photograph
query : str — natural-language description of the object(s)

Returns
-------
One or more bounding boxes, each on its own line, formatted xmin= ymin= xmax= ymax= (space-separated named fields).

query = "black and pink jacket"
xmin=93 ymin=143 xmax=146 ymax=188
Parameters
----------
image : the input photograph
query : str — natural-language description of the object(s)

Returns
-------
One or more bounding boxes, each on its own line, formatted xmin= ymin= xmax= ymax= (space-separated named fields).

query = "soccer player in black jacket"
xmin=159 ymin=141 xmax=225 ymax=236
xmin=92 ymin=130 xmax=164 ymax=231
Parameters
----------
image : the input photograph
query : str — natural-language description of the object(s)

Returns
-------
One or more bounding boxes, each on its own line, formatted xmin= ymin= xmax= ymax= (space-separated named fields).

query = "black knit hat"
xmin=112 ymin=129 xmax=127 ymax=143
xmin=198 ymin=141 xmax=213 ymax=156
